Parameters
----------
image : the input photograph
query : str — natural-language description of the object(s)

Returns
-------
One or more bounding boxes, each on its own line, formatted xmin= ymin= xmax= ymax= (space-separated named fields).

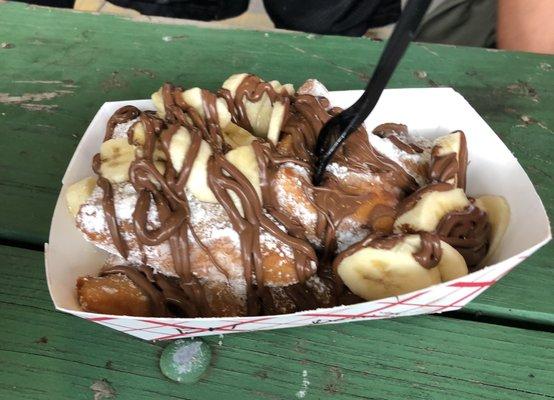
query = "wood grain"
xmin=0 ymin=2 xmax=552 ymax=324
xmin=1 ymin=245 xmax=553 ymax=400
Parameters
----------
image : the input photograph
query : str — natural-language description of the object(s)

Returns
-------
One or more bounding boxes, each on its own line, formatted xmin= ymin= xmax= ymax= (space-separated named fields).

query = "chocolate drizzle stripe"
xmin=86 ymin=75 xmax=486 ymax=318
xmin=436 ymin=203 xmax=490 ymax=270
xmin=334 ymin=233 xmax=443 ymax=271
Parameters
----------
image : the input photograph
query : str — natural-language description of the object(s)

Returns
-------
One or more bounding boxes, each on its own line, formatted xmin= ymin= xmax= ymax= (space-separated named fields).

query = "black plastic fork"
xmin=313 ymin=0 xmax=432 ymax=185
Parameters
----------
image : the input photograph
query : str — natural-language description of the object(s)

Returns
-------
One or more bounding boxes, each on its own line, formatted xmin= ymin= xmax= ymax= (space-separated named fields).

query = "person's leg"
xmin=262 ymin=0 xmax=401 ymax=36
xmin=109 ymin=0 xmax=250 ymax=21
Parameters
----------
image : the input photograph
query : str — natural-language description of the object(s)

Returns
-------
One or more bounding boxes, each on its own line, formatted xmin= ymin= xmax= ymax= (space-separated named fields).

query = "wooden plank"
xmin=1 ymin=245 xmax=553 ymax=400
xmin=0 ymin=2 xmax=552 ymax=322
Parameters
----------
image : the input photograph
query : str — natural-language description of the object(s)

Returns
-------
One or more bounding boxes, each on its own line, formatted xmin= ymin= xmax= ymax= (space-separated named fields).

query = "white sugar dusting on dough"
xmin=363 ymin=123 xmax=431 ymax=186
xmin=112 ymin=118 xmax=139 ymax=139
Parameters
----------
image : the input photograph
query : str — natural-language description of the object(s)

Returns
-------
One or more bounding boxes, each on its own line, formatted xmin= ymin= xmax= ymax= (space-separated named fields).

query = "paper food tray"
xmin=45 ymin=88 xmax=551 ymax=341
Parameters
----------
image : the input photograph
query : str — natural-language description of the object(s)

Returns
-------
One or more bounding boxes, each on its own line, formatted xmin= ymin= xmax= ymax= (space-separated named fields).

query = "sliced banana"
xmin=222 ymin=74 xmax=292 ymax=139
xmin=225 ymin=144 xmax=262 ymax=203
xmin=337 ymin=234 xmax=468 ymax=301
xmin=151 ymin=87 xmax=165 ymax=118
xmin=222 ymin=73 xmax=249 ymax=94
xmin=337 ymin=235 xmax=441 ymax=301
xmin=222 ymin=122 xmax=257 ymax=148
xmin=394 ymin=187 xmax=470 ymax=233
xmin=430 ymin=131 xmax=467 ymax=188
xmin=99 ymin=138 xmax=137 ymax=183
xmin=186 ymin=138 xmax=218 ymax=203
xmin=182 ymin=87 xmax=231 ymax=129
xmin=130 ymin=122 xmax=166 ymax=161
xmin=251 ymin=93 xmax=273 ymax=138
xmin=130 ymin=122 xmax=146 ymax=146
xmin=434 ymin=131 xmax=463 ymax=155
xmin=437 ymin=241 xmax=468 ymax=281
xmin=168 ymin=126 xmax=192 ymax=173
xmin=162 ymin=126 xmax=219 ymax=203
xmin=267 ymin=101 xmax=286 ymax=145
xmin=66 ymin=176 xmax=97 ymax=217
xmin=269 ymin=80 xmax=295 ymax=96
xmin=474 ymin=195 xmax=510 ymax=267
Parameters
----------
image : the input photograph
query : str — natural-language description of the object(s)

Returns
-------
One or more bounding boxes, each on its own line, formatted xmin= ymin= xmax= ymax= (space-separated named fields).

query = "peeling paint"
xmin=539 ymin=62 xmax=552 ymax=71
xmin=162 ymin=34 xmax=187 ymax=42
xmin=0 ymin=88 xmax=71 ymax=112
xmin=0 ymin=90 xmax=72 ymax=104
xmin=90 ymin=379 xmax=116 ymax=400
xmin=20 ymin=103 xmax=58 ymax=112
xmin=296 ymin=370 xmax=310 ymax=398
xmin=14 ymin=80 xmax=64 ymax=84
xmin=420 ymin=45 xmax=439 ymax=57
xmin=506 ymin=81 xmax=539 ymax=103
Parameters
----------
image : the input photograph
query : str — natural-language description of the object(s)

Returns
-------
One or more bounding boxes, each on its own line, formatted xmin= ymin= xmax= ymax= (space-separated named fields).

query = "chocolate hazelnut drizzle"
xmin=333 ymin=232 xmax=443 ymax=272
xmin=217 ymin=74 xmax=291 ymax=133
xmin=436 ymin=202 xmax=490 ymax=270
xmin=93 ymin=81 xmax=322 ymax=316
xmin=104 ymin=105 xmax=141 ymax=141
xmin=87 ymin=76 xmax=490 ymax=317
xmin=429 ymin=131 xmax=468 ymax=189
xmin=372 ymin=123 xmax=424 ymax=154
xmin=413 ymin=232 xmax=442 ymax=269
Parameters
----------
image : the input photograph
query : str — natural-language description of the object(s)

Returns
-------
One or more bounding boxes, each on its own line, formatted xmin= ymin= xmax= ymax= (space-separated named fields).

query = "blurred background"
xmin=10 ymin=0 xmax=554 ymax=54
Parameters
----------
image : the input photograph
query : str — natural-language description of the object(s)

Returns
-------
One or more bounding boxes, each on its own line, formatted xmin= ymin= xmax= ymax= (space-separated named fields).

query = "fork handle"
xmin=312 ymin=0 xmax=431 ymax=185
xmin=349 ymin=0 xmax=432 ymax=124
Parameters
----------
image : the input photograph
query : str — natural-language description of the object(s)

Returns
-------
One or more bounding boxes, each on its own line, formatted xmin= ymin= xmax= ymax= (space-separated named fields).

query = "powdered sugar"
xmin=112 ymin=118 xmax=139 ymax=139
xmin=261 ymin=214 xmax=295 ymax=260
xmin=336 ymin=219 xmax=370 ymax=252
xmin=364 ymin=124 xmax=430 ymax=186
xmin=274 ymin=165 xmax=317 ymax=230
xmin=325 ymin=162 xmax=349 ymax=180
xmin=187 ymin=193 xmax=240 ymax=248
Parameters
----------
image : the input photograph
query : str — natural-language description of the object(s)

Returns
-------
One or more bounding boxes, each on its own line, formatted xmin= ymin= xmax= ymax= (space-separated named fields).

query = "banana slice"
xmin=437 ymin=241 xmax=469 ymax=281
xmin=474 ymin=195 xmax=510 ymax=267
xmin=185 ymin=138 xmax=218 ymax=203
xmin=252 ymin=93 xmax=273 ymax=138
xmin=394 ymin=186 xmax=470 ymax=233
xmin=222 ymin=122 xmax=257 ymax=148
xmin=430 ymin=131 xmax=467 ymax=189
xmin=99 ymin=137 xmax=166 ymax=184
xmin=337 ymin=235 xmax=441 ymax=301
xmin=267 ymin=101 xmax=286 ymax=145
xmin=99 ymin=138 xmax=137 ymax=183
xmin=269 ymin=80 xmax=295 ymax=96
xmin=168 ymin=126 xmax=192 ymax=173
xmin=225 ymin=144 xmax=262 ymax=203
xmin=222 ymin=73 xmax=249 ymax=94
xmin=66 ymin=176 xmax=97 ymax=217
xmin=337 ymin=234 xmax=468 ymax=301
xmin=151 ymin=88 xmax=165 ymax=118
xmin=222 ymin=74 xmax=293 ymax=139
xmin=161 ymin=126 xmax=219 ymax=203
xmin=129 ymin=122 xmax=146 ymax=146
xmin=130 ymin=122 xmax=166 ymax=161
xmin=182 ymin=87 xmax=231 ymax=129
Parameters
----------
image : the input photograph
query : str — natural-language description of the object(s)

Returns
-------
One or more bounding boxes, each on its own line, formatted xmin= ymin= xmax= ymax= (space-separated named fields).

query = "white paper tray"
xmin=46 ymin=88 xmax=551 ymax=341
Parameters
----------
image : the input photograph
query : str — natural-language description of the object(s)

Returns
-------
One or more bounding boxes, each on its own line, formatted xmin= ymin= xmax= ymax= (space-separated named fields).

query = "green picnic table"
xmin=1 ymin=2 xmax=553 ymax=399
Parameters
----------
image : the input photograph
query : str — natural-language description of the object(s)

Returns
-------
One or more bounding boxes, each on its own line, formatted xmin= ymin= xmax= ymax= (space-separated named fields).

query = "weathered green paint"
xmin=1 ymin=245 xmax=553 ymax=400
